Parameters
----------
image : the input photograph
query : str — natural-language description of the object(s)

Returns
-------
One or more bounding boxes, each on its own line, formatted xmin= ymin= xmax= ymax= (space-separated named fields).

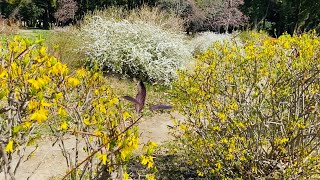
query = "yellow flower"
xmin=98 ymin=104 xmax=107 ymax=114
xmin=27 ymin=77 xmax=50 ymax=90
xmin=146 ymin=174 xmax=155 ymax=180
xmin=220 ymin=138 xmax=228 ymax=144
xmin=279 ymin=137 xmax=289 ymax=144
xmin=196 ymin=170 xmax=204 ymax=177
xmin=40 ymin=100 xmax=51 ymax=107
xmin=252 ymin=166 xmax=257 ymax=173
xmin=180 ymin=124 xmax=187 ymax=131
xmin=297 ymin=123 xmax=306 ymax=129
xmin=22 ymin=121 xmax=32 ymax=129
xmin=11 ymin=61 xmax=17 ymax=70
xmin=58 ymin=107 xmax=67 ymax=116
xmin=283 ymin=41 xmax=290 ymax=49
xmin=39 ymin=46 xmax=46 ymax=56
xmin=149 ymin=141 xmax=158 ymax=148
xmin=217 ymin=112 xmax=227 ymax=122
xmin=76 ymin=68 xmax=87 ymax=78
xmin=83 ymin=118 xmax=90 ymax=126
xmin=67 ymin=77 xmax=80 ymax=87
xmin=51 ymin=62 xmax=68 ymax=75
xmin=240 ymin=156 xmax=247 ymax=161
xmin=212 ymin=126 xmax=221 ymax=131
xmin=140 ymin=155 xmax=154 ymax=168
xmin=0 ymin=69 xmax=8 ymax=78
xmin=226 ymin=153 xmax=234 ymax=160
xmin=60 ymin=121 xmax=68 ymax=130
xmin=28 ymin=100 xmax=39 ymax=110
xmin=5 ymin=140 xmax=13 ymax=153
xmin=124 ymin=172 xmax=129 ymax=180
xmin=237 ymin=122 xmax=246 ymax=129
xmin=122 ymin=111 xmax=131 ymax=120
xmin=28 ymin=79 xmax=41 ymax=89
xmin=97 ymin=154 xmax=108 ymax=165
xmin=34 ymin=56 xmax=44 ymax=63
xmin=147 ymin=156 xmax=154 ymax=168
xmin=141 ymin=155 xmax=148 ymax=165
xmin=94 ymin=89 xmax=99 ymax=95
xmin=94 ymin=130 xmax=102 ymax=137
xmin=55 ymin=92 xmax=63 ymax=100
xmin=121 ymin=147 xmax=132 ymax=160
xmin=108 ymin=97 xmax=119 ymax=106
xmin=215 ymin=162 xmax=222 ymax=170
xmin=107 ymin=109 xmax=116 ymax=116
xmin=30 ymin=108 xmax=48 ymax=123
xmin=48 ymin=56 xmax=57 ymax=67
xmin=229 ymin=102 xmax=238 ymax=110
xmin=13 ymin=36 xmax=20 ymax=41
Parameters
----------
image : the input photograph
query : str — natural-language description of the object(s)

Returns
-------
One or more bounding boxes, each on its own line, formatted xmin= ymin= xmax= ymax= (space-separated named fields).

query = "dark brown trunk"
xmin=43 ymin=8 xmax=50 ymax=29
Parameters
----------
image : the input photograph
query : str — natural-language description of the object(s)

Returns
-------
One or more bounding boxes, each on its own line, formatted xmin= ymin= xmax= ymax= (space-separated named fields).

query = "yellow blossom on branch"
xmin=5 ymin=140 xmax=13 ymax=153
xmin=28 ymin=99 xmax=39 ymax=110
xmin=51 ymin=62 xmax=68 ymax=75
xmin=30 ymin=107 xmax=49 ymax=123
xmin=67 ymin=77 xmax=80 ymax=87
xmin=122 ymin=111 xmax=131 ymax=120
xmin=60 ymin=121 xmax=68 ymax=130
xmin=76 ymin=68 xmax=87 ymax=78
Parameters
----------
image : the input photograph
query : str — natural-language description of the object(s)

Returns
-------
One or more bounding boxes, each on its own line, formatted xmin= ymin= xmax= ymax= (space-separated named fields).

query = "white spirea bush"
xmin=81 ymin=16 xmax=192 ymax=84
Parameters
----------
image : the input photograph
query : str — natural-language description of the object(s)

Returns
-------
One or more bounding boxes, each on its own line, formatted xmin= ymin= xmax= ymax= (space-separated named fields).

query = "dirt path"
xmin=139 ymin=112 xmax=181 ymax=144
xmin=0 ymin=112 xmax=182 ymax=180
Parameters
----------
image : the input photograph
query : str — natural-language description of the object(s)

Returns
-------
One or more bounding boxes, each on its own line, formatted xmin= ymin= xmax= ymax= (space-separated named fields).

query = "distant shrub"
xmin=81 ymin=16 xmax=192 ymax=84
xmin=83 ymin=6 xmax=184 ymax=32
xmin=191 ymin=32 xmax=230 ymax=55
xmin=171 ymin=32 xmax=320 ymax=179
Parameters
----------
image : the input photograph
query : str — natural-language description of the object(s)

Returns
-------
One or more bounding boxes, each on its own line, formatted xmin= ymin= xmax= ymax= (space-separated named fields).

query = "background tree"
xmin=207 ymin=0 xmax=248 ymax=32
xmin=276 ymin=0 xmax=320 ymax=35
xmin=32 ymin=0 xmax=56 ymax=29
xmin=0 ymin=0 xmax=24 ymax=22
xmin=241 ymin=0 xmax=272 ymax=30
xmin=18 ymin=1 xmax=43 ymax=27
xmin=54 ymin=0 xmax=78 ymax=26
xmin=158 ymin=0 xmax=248 ymax=33
xmin=158 ymin=0 xmax=207 ymax=33
xmin=242 ymin=0 xmax=320 ymax=36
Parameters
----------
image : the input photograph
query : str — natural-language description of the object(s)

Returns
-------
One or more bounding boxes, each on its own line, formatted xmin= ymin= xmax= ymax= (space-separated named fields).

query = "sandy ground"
xmin=0 ymin=112 xmax=182 ymax=180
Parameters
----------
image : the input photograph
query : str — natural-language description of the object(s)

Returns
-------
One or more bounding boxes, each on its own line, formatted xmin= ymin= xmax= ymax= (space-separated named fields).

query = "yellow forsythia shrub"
xmin=0 ymin=36 xmax=148 ymax=179
xmin=171 ymin=32 xmax=320 ymax=179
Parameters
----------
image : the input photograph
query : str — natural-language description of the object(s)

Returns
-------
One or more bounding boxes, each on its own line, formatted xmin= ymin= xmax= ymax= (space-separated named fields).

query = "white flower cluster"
xmin=81 ymin=16 xmax=192 ymax=84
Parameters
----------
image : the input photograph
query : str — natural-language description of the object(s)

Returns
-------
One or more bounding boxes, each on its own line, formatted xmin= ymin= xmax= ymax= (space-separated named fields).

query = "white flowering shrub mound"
xmin=81 ymin=16 xmax=192 ymax=84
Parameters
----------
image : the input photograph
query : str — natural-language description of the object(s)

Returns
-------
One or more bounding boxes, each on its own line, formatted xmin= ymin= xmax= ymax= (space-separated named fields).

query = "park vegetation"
xmin=80 ymin=7 xmax=192 ymax=84
xmin=0 ymin=0 xmax=320 ymax=179
xmin=171 ymin=31 xmax=320 ymax=179
xmin=0 ymin=36 xmax=157 ymax=179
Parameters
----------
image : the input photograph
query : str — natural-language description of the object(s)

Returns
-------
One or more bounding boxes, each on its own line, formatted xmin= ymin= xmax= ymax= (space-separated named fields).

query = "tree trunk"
xmin=43 ymin=8 xmax=50 ymax=29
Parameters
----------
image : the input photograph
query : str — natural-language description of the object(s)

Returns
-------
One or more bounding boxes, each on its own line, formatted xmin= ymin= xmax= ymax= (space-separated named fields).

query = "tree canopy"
xmin=0 ymin=0 xmax=319 ymax=35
